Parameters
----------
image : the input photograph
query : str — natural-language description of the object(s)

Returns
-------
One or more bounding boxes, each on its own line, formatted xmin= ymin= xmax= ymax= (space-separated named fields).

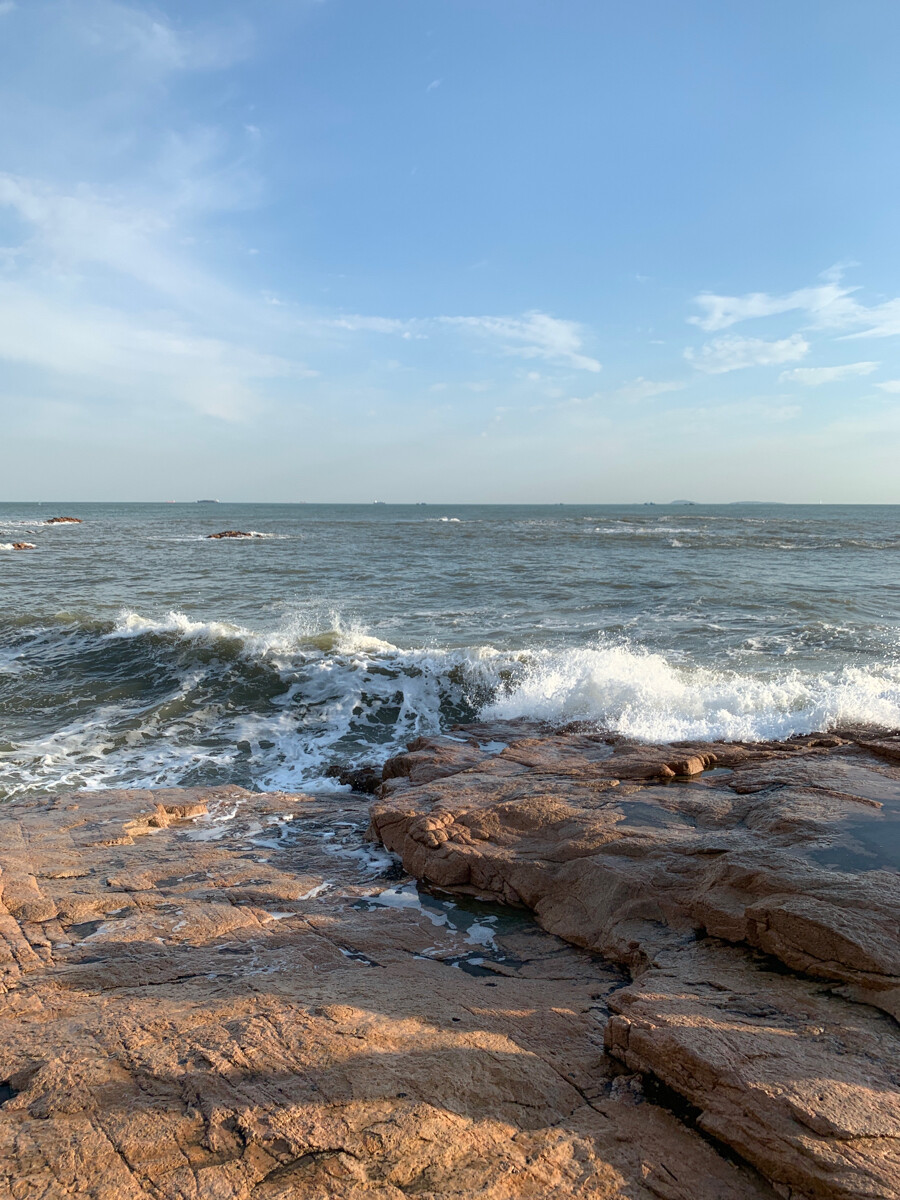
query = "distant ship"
xmin=373 ymin=500 xmax=386 ymax=505
xmin=196 ymin=499 xmax=220 ymax=503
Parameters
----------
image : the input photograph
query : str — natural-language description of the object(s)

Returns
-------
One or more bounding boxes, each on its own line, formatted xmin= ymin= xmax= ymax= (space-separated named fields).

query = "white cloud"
xmin=327 ymin=315 xmax=414 ymax=335
xmin=0 ymin=281 xmax=302 ymax=421
xmin=688 ymin=270 xmax=900 ymax=341
xmin=324 ymin=309 xmax=602 ymax=372
xmin=78 ymin=0 xmax=249 ymax=75
xmin=688 ymin=284 xmax=854 ymax=332
xmin=841 ymin=299 xmax=900 ymax=339
xmin=0 ymin=162 xmax=258 ymax=315
xmin=779 ymin=362 xmax=879 ymax=386
xmin=685 ymin=334 xmax=809 ymax=374
xmin=615 ymin=377 xmax=685 ymax=401
xmin=441 ymin=311 xmax=601 ymax=372
xmin=426 ymin=79 xmax=441 ymax=92
xmin=875 ymin=380 xmax=900 ymax=394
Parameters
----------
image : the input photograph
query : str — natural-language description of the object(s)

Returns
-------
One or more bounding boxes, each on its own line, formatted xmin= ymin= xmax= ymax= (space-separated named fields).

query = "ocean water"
xmin=2 ymin=502 xmax=900 ymax=799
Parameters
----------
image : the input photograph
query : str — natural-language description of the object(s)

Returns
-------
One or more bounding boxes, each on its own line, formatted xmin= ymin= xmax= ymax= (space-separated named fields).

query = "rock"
xmin=10 ymin=543 xmax=34 ymax=550
xmin=659 ymin=752 xmax=717 ymax=777
xmin=206 ymin=530 xmax=264 ymax=539
xmin=0 ymin=783 xmax=774 ymax=1200
xmin=382 ymin=735 xmax=489 ymax=784
xmin=45 ymin=516 xmax=81 ymax=524
xmin=370 ymin=724 xmax=900 ymax=1199
xmin=325 ymin=763 xmax=384 ymax=793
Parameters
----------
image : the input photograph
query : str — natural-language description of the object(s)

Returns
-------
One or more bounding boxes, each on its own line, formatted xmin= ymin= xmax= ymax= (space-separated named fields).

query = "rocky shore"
xmin=1 ymin=723 xmax=899 ymax=1198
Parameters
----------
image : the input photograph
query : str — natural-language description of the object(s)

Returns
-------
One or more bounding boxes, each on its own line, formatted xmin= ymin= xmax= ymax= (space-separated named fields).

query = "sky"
xmin=2 ymin=0 xmax=900 ymax=502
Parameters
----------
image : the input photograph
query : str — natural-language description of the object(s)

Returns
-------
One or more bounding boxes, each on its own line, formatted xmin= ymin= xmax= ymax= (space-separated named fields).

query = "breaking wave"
xmin=484 ymin=641 xmax=900 ymax=741
xmin=1 ymin=608 xmax=900 ymax=799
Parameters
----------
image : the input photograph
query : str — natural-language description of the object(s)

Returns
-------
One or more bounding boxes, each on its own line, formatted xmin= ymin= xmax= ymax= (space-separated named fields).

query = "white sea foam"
xmin=484 ymin=640 xmax=900 ymax=741
xmin=107 ymin=609 xmax=400 ymax=657
xmin=3 ymin=609 xmax=900 ymax=800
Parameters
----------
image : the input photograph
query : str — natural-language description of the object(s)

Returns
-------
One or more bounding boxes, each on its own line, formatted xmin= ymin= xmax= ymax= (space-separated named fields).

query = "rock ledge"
xmin=370 ymin=722 xmax=900 ymax=1200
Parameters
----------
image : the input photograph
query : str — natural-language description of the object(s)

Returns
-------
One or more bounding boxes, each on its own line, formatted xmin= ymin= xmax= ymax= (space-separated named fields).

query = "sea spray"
xmin=3 ymin=608 xmax=900 ymax=799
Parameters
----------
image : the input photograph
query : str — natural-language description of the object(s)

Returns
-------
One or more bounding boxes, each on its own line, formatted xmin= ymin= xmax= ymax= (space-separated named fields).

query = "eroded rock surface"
xmin=0 ymin=784 xmax=774 ymax=1199
xmin=370 ymin=723 xmax=900 ymax=1200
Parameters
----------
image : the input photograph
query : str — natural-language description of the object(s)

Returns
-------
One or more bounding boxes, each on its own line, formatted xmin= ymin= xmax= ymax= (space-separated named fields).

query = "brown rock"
xmin=370 ymin=725 xmax=900 ymax=1199
xmin=45 ymin=516 xmax=82 ymax=524
xmin=0 ymin=783 xmax=773 ymax=1200
xmin=10 ymin=542 xmax=34 ymax=550
xmin=659 ymin=752 xmax=717 ymax=777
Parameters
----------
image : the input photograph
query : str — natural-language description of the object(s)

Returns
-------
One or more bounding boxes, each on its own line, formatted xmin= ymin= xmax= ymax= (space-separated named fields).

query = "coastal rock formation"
xmin=207 ymin=530 xmax=264 ymax=539
xmin=10 ymin=543 xmax=34 ymax=550
xmin=0 ymin=783 xmax=774 ymax=1200
xmin=370 ymin=723 xmax=900 ymax=1200
xmin=45 ymin=516 xmax=82 ymax=524
xmin=326 ymin=762 xmax=385 ymax=793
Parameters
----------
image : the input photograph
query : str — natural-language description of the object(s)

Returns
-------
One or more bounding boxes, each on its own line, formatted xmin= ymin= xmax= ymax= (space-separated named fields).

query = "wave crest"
xmin=486 ymin=640 xmax=900 ymax=741
xmin=2 ymin=610 xmax=899 ymax=799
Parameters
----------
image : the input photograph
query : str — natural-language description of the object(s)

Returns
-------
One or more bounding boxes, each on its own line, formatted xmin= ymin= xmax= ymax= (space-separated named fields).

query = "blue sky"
xmin=2 ymin=0 xmax=900 ymax=501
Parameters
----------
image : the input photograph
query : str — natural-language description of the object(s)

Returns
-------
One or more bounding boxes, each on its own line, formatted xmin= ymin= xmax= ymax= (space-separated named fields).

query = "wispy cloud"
xmin=0 ymin=280 xmax=303 ymax=421
xmin=441 ymin=312 xmax=601 ymax=372
xmin=688 ymin=284 xmax=854 ymax=332
xmin=684 ymin=334 xmax=809 ymax=374
xmin=0 ymin=172 xmax=241 ymax=310
xmin=614 ymin=377 xmax=685 ymax=401
xmin=77 ymin=0 xmax=251 ymax=75
xmin=326 ymin=315 xmax=415 ymax=336
xmin=426 ymin=79 xmax=441 ymax=92
xmin=875 ymin=380 xmax=900 ymax=394
xmin=319 ymin=309 xmax=602 ymax=371
xmin=841 ymin=300 xmax=900 ymax=340
xmin=688 ymin=270 xmax=900 ymax=340
xmin=779 ymin=362 xmax=878 ymax=386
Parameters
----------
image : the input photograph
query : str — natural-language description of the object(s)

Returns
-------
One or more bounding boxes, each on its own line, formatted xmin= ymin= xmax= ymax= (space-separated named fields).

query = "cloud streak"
xmin=688 ymin=284 xmax=855 ymax=332
xmin=688 ymin=273 xmax=900 ymax=340
xmin=684 ymin=334 xmax=809 ymax=374
xmin=440 ymin=312 xmax=601 ymax=372
xmin=779 ymin=362 xmax=878 ymax=386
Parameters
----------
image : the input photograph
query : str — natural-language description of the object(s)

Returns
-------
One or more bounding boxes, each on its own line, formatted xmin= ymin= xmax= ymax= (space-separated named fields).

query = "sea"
xmin=2 ymin=502 xmax=900 ymax=801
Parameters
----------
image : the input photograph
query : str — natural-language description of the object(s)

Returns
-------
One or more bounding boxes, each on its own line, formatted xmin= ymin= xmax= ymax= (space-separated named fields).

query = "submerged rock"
xmin=10 ymin=542 xmax=34 ymax=550
xmin=45 ymin=516 xmax=82 ymax=524
xmin=370 ymin=724 xmax=900 ymax=1200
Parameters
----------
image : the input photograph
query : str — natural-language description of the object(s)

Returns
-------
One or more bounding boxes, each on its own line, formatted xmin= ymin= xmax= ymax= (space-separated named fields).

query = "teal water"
xmin=2 ymin=502 xmax=900 ymax=798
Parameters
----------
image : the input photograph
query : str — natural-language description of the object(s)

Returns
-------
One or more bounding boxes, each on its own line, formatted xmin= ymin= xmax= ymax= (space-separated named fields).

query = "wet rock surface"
xmin=206 ymin=530 xmax=264 ymax=539
xmin=370 ymin=721 xmax=900 ymax=1200
xmin=0 ymin=782 xmax=774 ymax=1199
xmin=44 ymin=517 xmax=82 ymax=524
